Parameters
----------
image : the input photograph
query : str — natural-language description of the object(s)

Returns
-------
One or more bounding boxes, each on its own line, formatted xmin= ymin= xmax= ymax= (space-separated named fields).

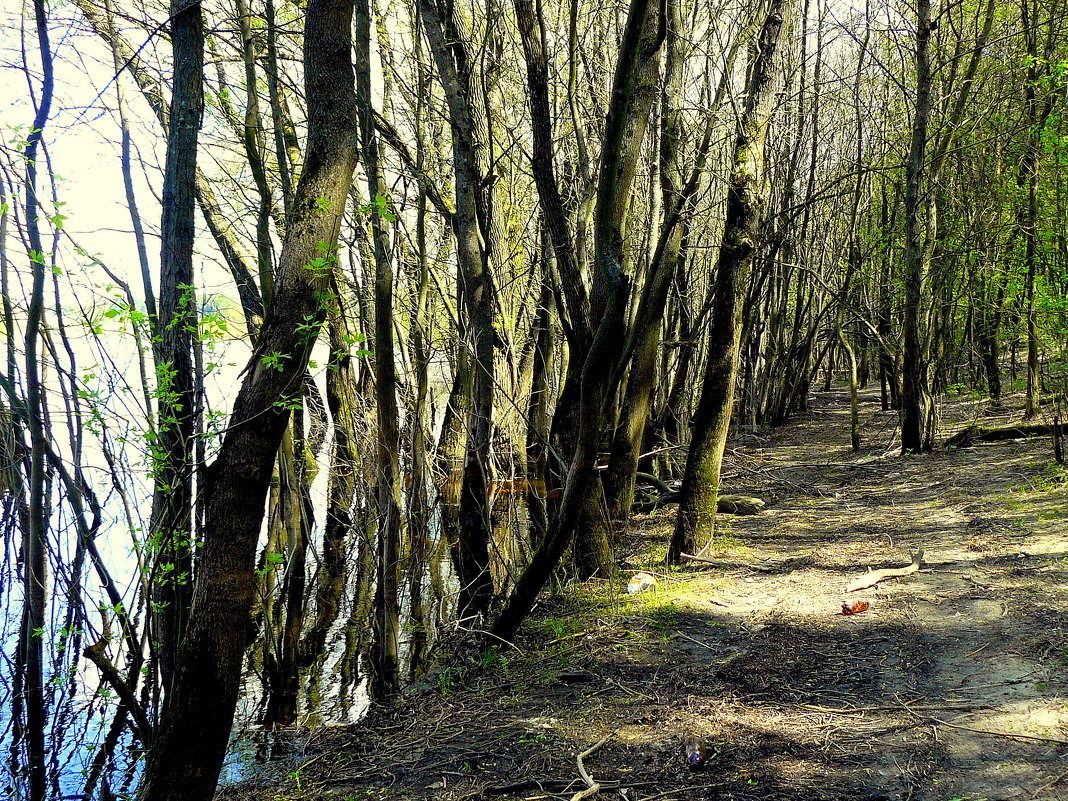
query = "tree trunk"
xmin=978 ymin=258 xmax=1006 ymax=404
xmin=1019 ymin=0 xmax=1050 ymax=419
xmin=603 ymin=1 xmax=705 ymax=535
xmin=669 ymin=0 xmax=793 ymax=563
xmin=901 ymin=0 xmax=934 ymax=453
xmin=356 ymin=0 xmax=403 ymax=698
xmin=840 ymin=331 xmax=860 ymax=451
xmin=525 ymin=275 xmax=553 ymax=547
xmin=73 ymin=0 xmax=265 ymax=329
xmin=406 ymin=187 xmax=433 ymax=680
xmin=137 ymin=0 xmax=359 ymax=793
xmin=15 ymin=0 xmax=53 ymax=795
xmin=148 ymin=0 xmax=203 ymax=700
xmin=492 ymin=0 xmax=662 ymax=639
xmin=419 ymin=0 xmax=496 ymax=618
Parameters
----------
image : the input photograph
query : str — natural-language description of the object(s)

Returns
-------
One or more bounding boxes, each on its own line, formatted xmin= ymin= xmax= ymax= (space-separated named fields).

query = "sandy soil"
xmin=223 ymin=387 xmax=1068 ymax=801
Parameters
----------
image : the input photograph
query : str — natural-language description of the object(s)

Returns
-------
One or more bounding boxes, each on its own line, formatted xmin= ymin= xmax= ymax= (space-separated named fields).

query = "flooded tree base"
xmin=222 ymin=389 xmax=1068 ymax=800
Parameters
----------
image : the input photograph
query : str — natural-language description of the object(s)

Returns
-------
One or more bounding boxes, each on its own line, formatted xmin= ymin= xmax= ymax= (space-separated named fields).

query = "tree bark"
xmin=1018 ymin=0 xmax=1052 ymax=419
xmin=356 ymin=0 xmax=403 ymax=698
xmin=148 ymin=0 xmax=203 ymax=701
xmin=669 ymin=0 xmax=793 ymax=563
xmin=419 ymin=0 xmax=496 ymax=618
xmin=901 ymin=0 xmax=934 ymax=453
xmin=492 ymin=0 xmax=662 ymax=639
xmin=603 ymin=0 xmax=709 ymax=535
xmin=137 ymin=0 xmax=358 ymax=793
xmin=15 ymin=0 xmax=53 ymax=795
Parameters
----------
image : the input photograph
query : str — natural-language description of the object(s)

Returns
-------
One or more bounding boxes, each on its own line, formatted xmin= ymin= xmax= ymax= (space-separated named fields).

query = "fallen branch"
xmin=639 ymin=785 xmax=722 ymax=801
xmin=945 ymin=423 xmax=1053 ymax=448
xmin=631 ymin=476 xmax=765 ymax=516
xmin=680 ymin=553 xmax=787 ymax=574
xmin=914 ymin=713 xmax=1068 ymax=747
xmin=570 ymin=733 xmax=612 ymax=801
xmin=1032 ymin=766 xmax=1068 ymax=798
xmin=679 ymin=553 xmax=731 ymax=566
xmin=635 ymin=471 xmax=674 ymax=496
xmin=485 ymin=780 xmax=583 ymax=795
xmin=716 ymin=494 xmax=765 ymax=515
xmin=797 ymin=701 xmax=992 ymax=714
xmin=674 ymin=631 xmax=718 ymax=651
xmin=846 ymin=549 xmax=924 ymax=592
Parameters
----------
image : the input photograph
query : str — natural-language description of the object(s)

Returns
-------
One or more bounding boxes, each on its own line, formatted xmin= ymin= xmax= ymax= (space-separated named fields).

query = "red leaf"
xmin=840 ymin=600 xmax=870 ymax=615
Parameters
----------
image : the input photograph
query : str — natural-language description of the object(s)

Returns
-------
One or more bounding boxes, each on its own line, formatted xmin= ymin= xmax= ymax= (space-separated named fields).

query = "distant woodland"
xmin=1 ymin=0 xmax=1066 ymax=797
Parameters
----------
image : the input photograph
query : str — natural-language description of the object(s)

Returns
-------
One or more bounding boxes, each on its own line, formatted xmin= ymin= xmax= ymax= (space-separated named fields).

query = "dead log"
xmin=945 ymin=423 xmax=1053 ymax=448
xmin=717 ymin=495 xmax=765 ymax=515
xmin=631 ymin=475 xmax=764 ymax=516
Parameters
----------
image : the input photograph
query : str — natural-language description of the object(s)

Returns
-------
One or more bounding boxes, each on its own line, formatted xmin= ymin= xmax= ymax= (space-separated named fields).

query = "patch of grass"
xmin=644 ymin=600 xmax=682 ymax=631
xmin=477 ymin=644 xmax=510 ymax=672
xmin=435 ymin=665 xmax=463 ymax=696
xmin=1008 ymin=463 xmax=1068 ymax=495
xmin=518 ymin=731 xmax=552 ymax=745
xmin=534 ymin=615 xmax=581 ymax=640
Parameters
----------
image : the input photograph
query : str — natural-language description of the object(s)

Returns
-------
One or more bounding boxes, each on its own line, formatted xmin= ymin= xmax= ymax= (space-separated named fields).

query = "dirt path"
xmin=226 ymin=388 xmax=1068 ymax=801
xmin=681 ymin=388 xmax=1068 ymax=800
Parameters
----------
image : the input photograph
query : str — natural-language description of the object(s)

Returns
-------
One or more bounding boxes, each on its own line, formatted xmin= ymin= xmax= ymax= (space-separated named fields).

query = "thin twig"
xmin=674 ymin=631 xmax=718 ymax=652
xmin=797 ymin=702 xmax=992 ymax=715
xmin=569 ymin=733 xmax=612 ymax=801
xmin=679 ymin=553 xmax=729 ymax=566
xmin=639 ymin=785 xmax=721 ymax=801
xmin=1032 ymin=767 xmax=1068 ymax=798
xmin=911 ymin=713 xmax=1068 ymax=746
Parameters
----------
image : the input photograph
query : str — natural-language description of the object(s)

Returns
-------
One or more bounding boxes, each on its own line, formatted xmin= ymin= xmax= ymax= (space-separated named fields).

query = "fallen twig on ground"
xmin=909 ymin=712 xmax=1068 ymax=746
xmin=674 ymin=631 xmax=717 ymax=651
xmin=796 ymin=702 xmax=993 ymax=715
xmin=679 ymin=553 xmax=730 ymax=566
xmin=1032 ymin=767 xmax=1068 ymax=798
xmin=570 ymin=733 xmax=612 ymax=801
xmin=638 ymin=785 xmax=722 ymax=801
xmin=846 ymin=549 xmax=924 ymax=592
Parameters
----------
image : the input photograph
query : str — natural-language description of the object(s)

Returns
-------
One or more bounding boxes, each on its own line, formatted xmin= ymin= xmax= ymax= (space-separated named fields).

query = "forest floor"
xmin=223 ymin=385 xmax=1068 ymax=801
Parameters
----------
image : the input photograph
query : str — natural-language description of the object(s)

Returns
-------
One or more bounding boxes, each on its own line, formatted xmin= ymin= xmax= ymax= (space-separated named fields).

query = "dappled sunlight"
xmin=217 ymin=389 xmax=1068 ymax=801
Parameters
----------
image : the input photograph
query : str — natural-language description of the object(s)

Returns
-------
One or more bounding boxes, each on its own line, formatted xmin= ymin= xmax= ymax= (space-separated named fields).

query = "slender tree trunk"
xmin=16 ymin=0 xmax=53 ymax=795
xmin=525 ymin=274 xmax=553 ymax=547
xmin=669 ymin=0 xmax=793 ymax=563
xmin=1019 ymin=0 xmax=1049 ymax=419
xmin=603 ymin=0 xmax=701 ymax=534
xmin=356 ymin=0 xmax=403 ymax=697
xmin=148 ymin=0 xmax=203 ymax=702
xmin=235 ymin=0 xmax=277 ymax=297
xmin=296 ymin=289 xmax=360 ymax=672
xmin=72 ymin=0 xmax=265 ymax=328
xmin=406 ymin=187 xmax=433 ymax=680
xmin=978 ymin=259 xmax=1006 ymax=404
xmin=901 ymin=0 xmax=934 ymax=453
xmin=840 ymin=331 xmax=860 ymax=451
xmin=492 ymin=0 xmax=662 ymax=639
xmin=137 ymin=0 xmax=359 ymax=793
xmin=419 ymin=0 xmax=496 ymax=617
xmin=264 ymin=0 xmax=299 ymax=218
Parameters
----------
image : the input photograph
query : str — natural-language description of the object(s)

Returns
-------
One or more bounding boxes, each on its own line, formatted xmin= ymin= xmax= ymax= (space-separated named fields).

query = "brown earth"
xmin=222 ymin=386 xmax=1068 ymax=801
